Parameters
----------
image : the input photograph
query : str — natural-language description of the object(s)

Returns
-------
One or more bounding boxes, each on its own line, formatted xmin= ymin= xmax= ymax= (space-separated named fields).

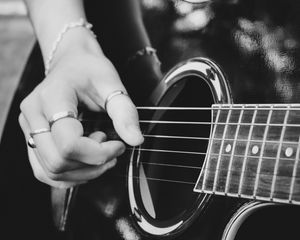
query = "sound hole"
xmin=134 ymin=76 xmax=213 ymax=226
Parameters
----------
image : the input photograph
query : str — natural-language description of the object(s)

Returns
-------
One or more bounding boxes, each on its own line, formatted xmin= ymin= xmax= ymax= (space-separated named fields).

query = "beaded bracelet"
xmin=127 ymin=46 xmax=161 ymax=66
xmin=44 ymin=18 xmax=96 ymax=76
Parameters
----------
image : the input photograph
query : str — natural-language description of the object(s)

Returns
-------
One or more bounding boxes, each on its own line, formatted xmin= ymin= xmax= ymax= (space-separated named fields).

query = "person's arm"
xmin=82 ymin=0 xmax=162 ymax=102
xmin=25 ymin=0 xmax=93 ymax=66
xmin=19 ymin=0 xmax=144 ymax=188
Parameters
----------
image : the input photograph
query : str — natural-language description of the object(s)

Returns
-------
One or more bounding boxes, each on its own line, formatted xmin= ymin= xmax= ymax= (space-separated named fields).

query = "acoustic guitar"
xmin=66 ymin=57 xmax=300 ymax=240
xmin=1 ymin=0 xmax=300 ymax=240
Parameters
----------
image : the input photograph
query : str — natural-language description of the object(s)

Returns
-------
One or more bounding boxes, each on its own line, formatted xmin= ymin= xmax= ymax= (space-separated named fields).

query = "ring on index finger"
xmin=49 ymin=111 xmax=77 ymax=128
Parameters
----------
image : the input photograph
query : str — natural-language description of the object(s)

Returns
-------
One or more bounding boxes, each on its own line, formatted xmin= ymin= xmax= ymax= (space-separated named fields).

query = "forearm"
xmin=84 ymin=0 xmax=161 ymax=102
xmin=24 ymin=0 xmax=98 ymax=64
xmin=112 ymin=0 xmax=151 ymax=54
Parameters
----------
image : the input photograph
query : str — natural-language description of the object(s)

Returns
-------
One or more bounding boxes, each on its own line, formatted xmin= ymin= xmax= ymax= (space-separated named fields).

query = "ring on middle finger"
xmin=48 ymin=111 xmax=77 ymax=128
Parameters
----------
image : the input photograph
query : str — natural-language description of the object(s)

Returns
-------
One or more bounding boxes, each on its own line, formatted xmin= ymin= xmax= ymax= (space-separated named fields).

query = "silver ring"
xmin=27 ymin=137 xmax=36 ymax=148
xmin=30 ymin=128 xmax=51 ymax=138
xmin=104 ymin=90 xmax=128 ymax=111
xmin=49 ymin=111 xmax=77 ymax=128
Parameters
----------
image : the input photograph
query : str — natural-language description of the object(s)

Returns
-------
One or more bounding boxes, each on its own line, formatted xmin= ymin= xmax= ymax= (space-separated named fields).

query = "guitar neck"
xmin=194 ymin=103 xmax=300 ymax=205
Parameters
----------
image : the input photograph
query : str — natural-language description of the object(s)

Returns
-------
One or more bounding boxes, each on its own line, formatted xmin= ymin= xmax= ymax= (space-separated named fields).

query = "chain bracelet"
xmin=44 ymin=18 xmax=96 ymax=76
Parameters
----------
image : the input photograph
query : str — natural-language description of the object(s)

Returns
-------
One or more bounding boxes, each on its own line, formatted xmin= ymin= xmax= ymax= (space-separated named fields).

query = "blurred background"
xmin=0 ymin=0 xmax=34 ymax=136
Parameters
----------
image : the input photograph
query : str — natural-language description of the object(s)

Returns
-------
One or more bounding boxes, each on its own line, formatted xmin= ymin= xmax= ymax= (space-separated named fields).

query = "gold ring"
xmin=104 ymin=90 xmax=128 ymax=111
xmin=49 ymin=111 xmax=77 ymax=128
xmin=30 ymin=128 xmax=51 ymax=138
xmin=27 ymin=137 xmax=36 ymax=148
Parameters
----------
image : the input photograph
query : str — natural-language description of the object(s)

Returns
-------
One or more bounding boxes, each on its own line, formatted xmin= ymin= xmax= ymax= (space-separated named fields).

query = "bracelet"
xmin=44 ymin=18 xmax=96 ymax=76
xmin=127 ymin=46 xmax=161 ymax=66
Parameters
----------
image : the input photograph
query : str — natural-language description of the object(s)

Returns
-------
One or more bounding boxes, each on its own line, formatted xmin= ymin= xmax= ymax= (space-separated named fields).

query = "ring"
xmin=30 ymin=128 xmax=51 ymax=138
xmin=104 ymin=90 xmax=128 ymax=111
xmin=49 ymin=111 xmax=77 ymax=128
xmin=27 ymin=137 xmax=36 ymax=148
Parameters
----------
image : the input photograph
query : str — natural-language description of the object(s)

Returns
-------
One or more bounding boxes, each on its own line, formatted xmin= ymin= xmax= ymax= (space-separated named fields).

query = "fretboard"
xmin=194 ymin=104 xmax=300 ymax=205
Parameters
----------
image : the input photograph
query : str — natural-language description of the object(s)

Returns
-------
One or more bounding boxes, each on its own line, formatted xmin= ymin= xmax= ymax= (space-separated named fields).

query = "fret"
xmin=194 ymin=103 xmax=300 ymax=206
xmin=270 ymin=107 xmax=290 ymax=200
xmin=224 ymin=106 xmax=244 ymax=195
xmin=212 ymin=106 xmax=232 ymax=193
xmin=284 ymin=107 xmax=300 ymax=202
xmin=238 ymin=106 xmax=258 ymax=196
xmin=200 ymin=106 xmax=221 ymax=191
xmin=253 ymin=106 xmax=273 ymax=198
xmin=254 ymin=106 xmax=287 ymax=199
xmin=241 ymin=106 xmax=271 ymax=197
xmin=289 ymin=136 xmax=300 ymax=202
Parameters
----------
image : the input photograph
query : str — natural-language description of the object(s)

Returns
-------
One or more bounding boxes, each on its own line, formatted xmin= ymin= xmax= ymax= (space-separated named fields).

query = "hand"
xmin=18 ymin=30 xmax=144 ymax=188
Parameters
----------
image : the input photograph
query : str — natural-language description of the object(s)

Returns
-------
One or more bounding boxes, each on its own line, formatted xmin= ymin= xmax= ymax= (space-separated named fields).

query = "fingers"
xmin=19 ymin=113 xmax=119 ymax=188
xmin=19 ymin=114 xmax=83 ymax=188
xmin=19 ymin=90 xmax=123 ymax=186
xmin=18 ymin=55 xmax=144 ymax=188
xmin=106 ymin=93 xmax=144 ymax=146
xmin=84 ymin=59 xmax=144 ymax=146
xmin=49 ymin=115 xmax=125 ymax=165
xmin=21 ymin=84 xmax=125 ymax=166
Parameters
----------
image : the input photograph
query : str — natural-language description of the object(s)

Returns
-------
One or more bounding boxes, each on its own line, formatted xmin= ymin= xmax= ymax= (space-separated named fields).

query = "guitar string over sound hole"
xmin=128 ymin=57 xmax=232 ymax=237
xmin=128 ymin=77 xmax=214 ymax=236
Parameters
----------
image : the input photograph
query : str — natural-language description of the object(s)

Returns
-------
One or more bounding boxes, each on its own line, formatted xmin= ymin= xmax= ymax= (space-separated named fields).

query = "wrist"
xmin=43 ymin=21 xmax=103 ymax=75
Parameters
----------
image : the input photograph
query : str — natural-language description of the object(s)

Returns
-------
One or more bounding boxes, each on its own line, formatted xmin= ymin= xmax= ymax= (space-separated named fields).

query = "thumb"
xmin=105 ymin=92 xmax=144 ymax=146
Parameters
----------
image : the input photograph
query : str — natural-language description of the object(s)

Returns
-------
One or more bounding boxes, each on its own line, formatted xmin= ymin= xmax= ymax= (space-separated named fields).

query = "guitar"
xmin=1 ymin=0 xmax=300 ymax=240
xmin=66 ymin=57 xmax=300 ymax=240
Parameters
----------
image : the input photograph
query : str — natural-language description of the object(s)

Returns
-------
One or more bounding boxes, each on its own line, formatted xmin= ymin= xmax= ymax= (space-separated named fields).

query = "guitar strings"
xmin=127 ymin=147 xmax=299 ymax=162
xmin=134 ymin=106 xmax=300 ymax=110
xmin=118 ymin=174 xmax=196 ymax=185
xmin=80 ymin=119 xmax=300 ymax=127
xmin=79 ymin=105 xmax=300 ymax=174
xmin=82 ymin=127 xmax=300 ymax=145
xmin=142 ymin=134 xmax=299 ymax=145
xmin=104 ymin=147 xmax=300 ymax=185
xmin=81 ymin=130 xmax=300 ymax=160
xmin=112 ymin=168 xmax=300 ymax=186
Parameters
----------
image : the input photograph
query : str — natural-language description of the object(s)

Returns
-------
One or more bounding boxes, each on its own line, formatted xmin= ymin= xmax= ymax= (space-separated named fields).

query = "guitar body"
xmin=1 ymin=0 xmax=300 ymax=240
xmin=68 ymin=59 xmax=300 ymax=240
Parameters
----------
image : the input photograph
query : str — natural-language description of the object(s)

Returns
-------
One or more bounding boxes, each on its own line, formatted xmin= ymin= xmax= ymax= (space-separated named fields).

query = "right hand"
xmin=18 ymin=29 xmax=144 ymax=188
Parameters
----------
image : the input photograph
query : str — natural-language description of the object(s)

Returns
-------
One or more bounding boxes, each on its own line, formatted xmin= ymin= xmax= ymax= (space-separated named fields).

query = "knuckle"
xmin=20 ymin=96 xmax=34 ymax=113
xmin=38 ymin=87 xmax=53 ymax=103
xmin=18 ymin=113 xmax=25 ymax=127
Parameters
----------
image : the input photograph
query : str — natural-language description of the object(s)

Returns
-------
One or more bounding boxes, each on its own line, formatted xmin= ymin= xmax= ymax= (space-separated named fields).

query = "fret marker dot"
xmin=252 ymin=145 xmax=259 ymax=155
xmin=225 ymin=144 xmax=232 ymax=153
xmin=285 ymin=147 xmax=294 ymax=158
